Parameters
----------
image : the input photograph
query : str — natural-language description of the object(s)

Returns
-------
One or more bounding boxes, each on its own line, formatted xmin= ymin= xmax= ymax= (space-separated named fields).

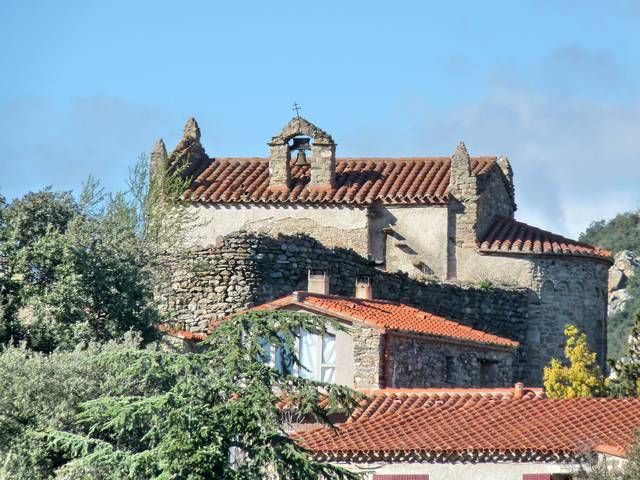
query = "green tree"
xmin=0 ymin=334 xmax=145 ymax=479
xmin=579 ymin=211 xmax=640 ymax=253
xmin=1 ymin=311 xmax=362 ymax=479
xmin=544 ymin=325 xmax=605 ymax=399
xmin=0 ymin=155 xmax=190 ymax=351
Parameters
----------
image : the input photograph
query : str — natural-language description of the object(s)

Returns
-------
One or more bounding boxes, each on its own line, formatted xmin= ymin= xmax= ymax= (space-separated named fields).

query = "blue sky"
xmin=1 ymin=0 xmax=639 ymax=237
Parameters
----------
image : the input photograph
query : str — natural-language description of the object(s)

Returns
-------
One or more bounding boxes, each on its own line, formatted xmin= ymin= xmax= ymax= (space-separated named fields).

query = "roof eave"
xmin=477 ymin=248 xmax=614 ymax=265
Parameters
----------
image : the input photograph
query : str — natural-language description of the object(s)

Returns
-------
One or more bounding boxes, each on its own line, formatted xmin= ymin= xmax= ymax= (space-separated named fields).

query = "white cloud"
xmin=406 ymin=80 xmax=640 ymax=238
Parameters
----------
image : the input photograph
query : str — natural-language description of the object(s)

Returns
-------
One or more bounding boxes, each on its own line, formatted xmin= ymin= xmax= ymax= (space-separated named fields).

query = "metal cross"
xmin=292 ymin=102 xmax=301 ymax=118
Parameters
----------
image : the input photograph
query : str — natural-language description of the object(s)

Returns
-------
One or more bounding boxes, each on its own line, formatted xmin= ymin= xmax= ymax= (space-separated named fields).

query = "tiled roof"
xmin=183 ymin=157 xmax=497 ymax=205
xmin=350 ymin=387 xmax=544 ymax=422
xmin=294 ymin=393 xmax=640 ymax=461
xmin=159 ymin=326 xmax=207 ymax=341
xmin=480 ymin=217 xmax=612 ymax=261
xmin=237 ymin=292 xmax=518 ymax=348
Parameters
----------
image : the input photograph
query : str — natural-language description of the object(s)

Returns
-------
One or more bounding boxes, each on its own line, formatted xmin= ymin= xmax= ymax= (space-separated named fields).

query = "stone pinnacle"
xmin=183 ymin=117 xmax=201 ymax=141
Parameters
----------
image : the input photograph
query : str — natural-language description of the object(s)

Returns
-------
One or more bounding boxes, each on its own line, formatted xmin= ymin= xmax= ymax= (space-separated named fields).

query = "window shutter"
xmin=522 ymin=475 xmax=552 ymax=480
xmin=372 ymin=475 xmax=429 ymax=480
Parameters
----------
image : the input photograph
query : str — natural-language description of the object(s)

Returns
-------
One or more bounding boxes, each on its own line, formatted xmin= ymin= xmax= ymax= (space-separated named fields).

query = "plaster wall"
xmin=186 ymin=204 xmax=370 ymax=255
xmin=455 ymin=247 xmax=535 ymax=287
xmin=369 ymin=205 xmax=449 ymax=279
xmin=281 ymin=305 xmax=356 ymax=387
xmin=338 ymin=460 xmax=577 ymax=480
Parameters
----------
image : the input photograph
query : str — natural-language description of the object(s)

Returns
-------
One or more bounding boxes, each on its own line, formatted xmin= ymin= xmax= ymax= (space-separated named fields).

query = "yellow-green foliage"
xmin=543 ymin=325 xmax=604 ymax=399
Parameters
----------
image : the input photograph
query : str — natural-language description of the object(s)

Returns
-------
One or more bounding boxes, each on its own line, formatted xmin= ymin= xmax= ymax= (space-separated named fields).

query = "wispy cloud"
xmin=0 ymin=96 xmax=171 ymax=199
xmin=412 ymin=87 xmax=640 ymax=238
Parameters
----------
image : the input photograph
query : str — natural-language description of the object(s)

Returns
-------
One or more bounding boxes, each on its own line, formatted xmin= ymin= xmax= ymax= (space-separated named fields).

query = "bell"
xmin=293 ymin=148 xmax=309 ymax=166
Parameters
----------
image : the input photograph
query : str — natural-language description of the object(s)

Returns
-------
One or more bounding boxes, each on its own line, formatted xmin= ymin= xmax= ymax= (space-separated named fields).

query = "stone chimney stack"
xmin=448 ymin=141 xmax=478 ymax=248
xmin=355 ymin=275 xmax=373 ymax=299
xmin=513 ymin=382 xmax=525 ymax=399
xmin=307 ymin=269 xmax=330 ymax=295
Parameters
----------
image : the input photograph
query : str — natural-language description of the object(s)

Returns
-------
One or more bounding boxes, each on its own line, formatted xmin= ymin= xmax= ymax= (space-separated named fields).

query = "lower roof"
xmin=294 ymin=390 xmax=640 ymax=462
xmin=480 ymin=217 xmax=612 ymax=261
xmin=246 ymin=292 xmax=519 ymax=348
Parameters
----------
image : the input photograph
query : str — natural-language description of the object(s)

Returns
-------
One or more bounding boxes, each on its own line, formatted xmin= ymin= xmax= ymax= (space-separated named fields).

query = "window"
xmin=261 ymin=330 xmax=337 ymax=383
xmin=258 ymin=336 xmax=292 ymax=375
xmin=321 ymin=333 xmax=336 ymax=382
xmin=298 ymin=329 xmax=336 ymax=383
xmin=479 ymin=359 xmax=499 ymax=387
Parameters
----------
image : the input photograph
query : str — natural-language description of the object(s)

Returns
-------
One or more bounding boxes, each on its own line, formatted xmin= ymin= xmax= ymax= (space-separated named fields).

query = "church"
xmin=153 ymin=115 xmax=611 ymax=385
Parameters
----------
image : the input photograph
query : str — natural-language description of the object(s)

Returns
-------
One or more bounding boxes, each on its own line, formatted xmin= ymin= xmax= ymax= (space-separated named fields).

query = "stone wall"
xmin=527 ymin=256 xmax=610 ymax=376
xmin=385 ymin=332 xmax=515 ymax=388
xmin=158 ymin=231 xmax=530 ymax=379
xmin=351 ymin=325 xmax=383 ymax=388
xmin=476 ymin=164 xmax=516 ymax=239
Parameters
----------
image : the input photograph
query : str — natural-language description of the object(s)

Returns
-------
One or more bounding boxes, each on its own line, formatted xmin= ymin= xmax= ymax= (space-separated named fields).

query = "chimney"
xmin=355 ymin=275 xmax=373 ymax=299
xmin=307 ymin=269 xmax=329 ymax=295
xmin=513 ymin=382 xmax=525 ymax=399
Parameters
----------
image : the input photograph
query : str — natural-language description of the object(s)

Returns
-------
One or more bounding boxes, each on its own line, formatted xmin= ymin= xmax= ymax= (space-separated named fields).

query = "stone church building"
xmin=153 ymin=115 xmax=612 ymax=385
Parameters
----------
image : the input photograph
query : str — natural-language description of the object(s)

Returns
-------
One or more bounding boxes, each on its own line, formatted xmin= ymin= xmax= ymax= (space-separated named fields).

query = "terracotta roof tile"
xmin=183 ymin=157 xmax=497 ymax=206
xmin=479 ymin=217 xmax=612 ymax=261
xmin=232 ymin=292 xmax=518 ymax=348
xmin=294 ymin=394 xmax=640 ymax=461
xmin=159 ymin=326 xmax=207 ymax=341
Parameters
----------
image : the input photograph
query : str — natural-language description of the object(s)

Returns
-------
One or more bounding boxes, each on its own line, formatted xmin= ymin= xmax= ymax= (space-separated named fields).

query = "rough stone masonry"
xmin=153 ymin=115 xmax=612 ymax=385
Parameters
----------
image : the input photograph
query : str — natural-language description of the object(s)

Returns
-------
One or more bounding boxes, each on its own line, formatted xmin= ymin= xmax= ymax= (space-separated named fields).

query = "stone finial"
xmin=152 ymin=138 xmax=167 ymax=162
xmin=150 ymin=138 xmax=168 ymax=178
xmin=497 ymin=155 xmax=516 ymax=201
xmin=451 ymin=141 xmax=471 ymax=174
xmin=497 ymin=156 xmax=513 ymax=184
xmin=183 ymin=117 xmax=201 ymax=141
xmin=448 ymin=140 xmax=478 ymax=253
xmin=168 ymin=117 xmax=208 ymax=175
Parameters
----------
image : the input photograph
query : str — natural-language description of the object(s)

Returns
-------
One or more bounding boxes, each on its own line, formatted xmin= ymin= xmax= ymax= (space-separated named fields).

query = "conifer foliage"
xmin=41 ymin=310 xmax=361 ymax=479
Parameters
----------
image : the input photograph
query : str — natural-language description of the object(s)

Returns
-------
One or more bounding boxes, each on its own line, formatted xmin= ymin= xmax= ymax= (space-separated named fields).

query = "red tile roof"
xmin=183 ymin=157 xmax=497 ymax=205
xmin=480 ymin=217 xmax=612 ymax=261
xmin=350 ymin=387 xmax=545 ymax=422
xmin=294 ymin=393 xmax=640 ymax=461
xmin=239 ymin=292 xmax=518 ymax=348
xmin=159 ymin=326 xmax=207 ymax=341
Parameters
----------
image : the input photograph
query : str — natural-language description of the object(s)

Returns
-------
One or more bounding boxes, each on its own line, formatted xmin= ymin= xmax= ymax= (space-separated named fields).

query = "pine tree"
xmin=543 ymin=325 xmax=604 ymax=399
xmin=45 ymin=310 xmax=362 ymax=480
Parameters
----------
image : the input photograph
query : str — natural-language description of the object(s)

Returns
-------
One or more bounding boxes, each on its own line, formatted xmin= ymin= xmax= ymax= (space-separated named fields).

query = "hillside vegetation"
xmin=580 ymin=210 xmax=640 ymax=253
xmin=580 ymin=210 xmax=640 ymax=360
